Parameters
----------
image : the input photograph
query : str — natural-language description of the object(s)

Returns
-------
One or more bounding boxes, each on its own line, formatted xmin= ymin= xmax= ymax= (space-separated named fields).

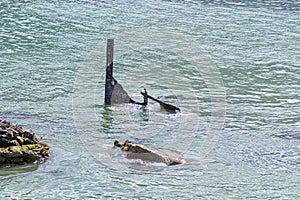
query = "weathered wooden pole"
xmin=105 ymin=38 xmax=114 ymax=104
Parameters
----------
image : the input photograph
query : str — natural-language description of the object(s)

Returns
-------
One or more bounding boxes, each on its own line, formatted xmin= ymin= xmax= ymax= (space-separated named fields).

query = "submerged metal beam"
xmin=105 ymin=39 xmax=114 ymax=104
xmin=104 ymin=39 xmax=178 ymax=111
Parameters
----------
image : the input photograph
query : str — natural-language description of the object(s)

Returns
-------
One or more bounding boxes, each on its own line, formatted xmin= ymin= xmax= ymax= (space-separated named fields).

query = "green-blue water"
xmin=1 ymin=1 xmax=299 ymax=199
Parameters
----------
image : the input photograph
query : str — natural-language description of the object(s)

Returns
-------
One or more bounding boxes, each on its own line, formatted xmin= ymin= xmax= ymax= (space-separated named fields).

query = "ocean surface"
xmin=0 ymin=0 xmax=299 ymax=199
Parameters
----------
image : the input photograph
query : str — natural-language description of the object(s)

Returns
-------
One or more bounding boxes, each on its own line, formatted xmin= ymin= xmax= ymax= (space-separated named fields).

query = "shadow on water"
xmin=100 ymin=106 xmax=114 ymax=134
xmin=137 ymin=106 xmax=149 ymax=122
xmin=0 ymin=110 xmax=70 ymax=128
xmin=0 ymin=164 xmax=39 ymax=176
xmin=99 ymin=104 xmax=150 ymax=135
xmin=273 ymin=132 xmax=300 ymax=141
xmin=1 ymin=110 xmax=39 ymax=123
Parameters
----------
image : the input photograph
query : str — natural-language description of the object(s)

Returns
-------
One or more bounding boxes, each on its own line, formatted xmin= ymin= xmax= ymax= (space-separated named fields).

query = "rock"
xmin=23 ymin=137 xmax=35 ymax=145
xmin=16 ymin=136 xmax=24 ymax=146
xmin=7 ymin=146 xmax=23 ymax=158
xmin=24 ymin=129 xmax=34 ymax=136
xmin=114 ymin=140 xmax=183 ymax=166
xmin=0 ymin=156 xmax=6 ymax=163
xmin=7 ymin=139 xmax=20 ymax=147
xmin=0 ymin=138 xmax=10 ymax=147
xmin=0 ymin=119 xmax=50 ymax=167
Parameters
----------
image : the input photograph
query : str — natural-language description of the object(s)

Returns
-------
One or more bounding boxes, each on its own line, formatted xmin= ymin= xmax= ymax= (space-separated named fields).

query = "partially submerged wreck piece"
xmin=104 ymin=39 xmax=179 ymax=110
xmin=105 ymin=39 xmax=147 ymax=105
xmin=0 ymin=119 xmax=50 ymax=167
xmin=141 ymin=90 xmax=180 ymax=112
xmin=114 ymin=140 xmax=183 ymax=166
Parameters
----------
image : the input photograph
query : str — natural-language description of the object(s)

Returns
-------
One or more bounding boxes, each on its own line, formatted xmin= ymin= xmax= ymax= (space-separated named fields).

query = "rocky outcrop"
xmin=114 ymin=140 xmax=183 ymax=166
xmin=0 ymin=119 xmax=50 ymax=167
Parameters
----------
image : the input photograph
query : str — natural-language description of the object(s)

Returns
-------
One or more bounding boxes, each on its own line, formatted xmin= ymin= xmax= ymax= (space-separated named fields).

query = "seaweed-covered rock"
xmin=0 ymin=119 xmax=50 ymax=167
xmin=114 ymin=140 xmax=183 ymax=166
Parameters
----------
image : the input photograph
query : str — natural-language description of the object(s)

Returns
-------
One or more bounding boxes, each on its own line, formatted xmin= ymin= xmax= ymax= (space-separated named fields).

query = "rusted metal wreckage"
xmin=104 ymin=39 xmax=180 ymax=112
xmin=104 ymin=39 xmax=183 ymax=165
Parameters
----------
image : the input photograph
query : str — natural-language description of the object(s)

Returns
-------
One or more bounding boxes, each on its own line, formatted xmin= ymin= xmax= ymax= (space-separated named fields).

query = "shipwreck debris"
xmin=141 ymin=89 xmax=180 ymax=112
xmin=104 ymin=39 xmax=180 ymax=111
xmin=0 ymin=119 xmax=50 ymax=167
xmin=105 ymin=38 xmax=142 ymax=105
xmin=114 ymin=140 xmax=183 ymax=166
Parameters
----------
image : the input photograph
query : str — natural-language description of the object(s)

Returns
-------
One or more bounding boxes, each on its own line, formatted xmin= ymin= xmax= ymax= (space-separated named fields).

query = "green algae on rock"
xmin=0 ymin=119 xmax=50 ymax=167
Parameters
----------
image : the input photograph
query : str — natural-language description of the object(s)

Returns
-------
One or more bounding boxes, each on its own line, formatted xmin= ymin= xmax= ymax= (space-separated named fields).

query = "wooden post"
xmin=105 ymin=39 xmax=114 ymax=104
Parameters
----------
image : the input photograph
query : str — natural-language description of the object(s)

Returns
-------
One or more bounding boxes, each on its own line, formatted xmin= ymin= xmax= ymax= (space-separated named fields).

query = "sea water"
xmin=0 ymin=1 xmax=299 ymax=199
